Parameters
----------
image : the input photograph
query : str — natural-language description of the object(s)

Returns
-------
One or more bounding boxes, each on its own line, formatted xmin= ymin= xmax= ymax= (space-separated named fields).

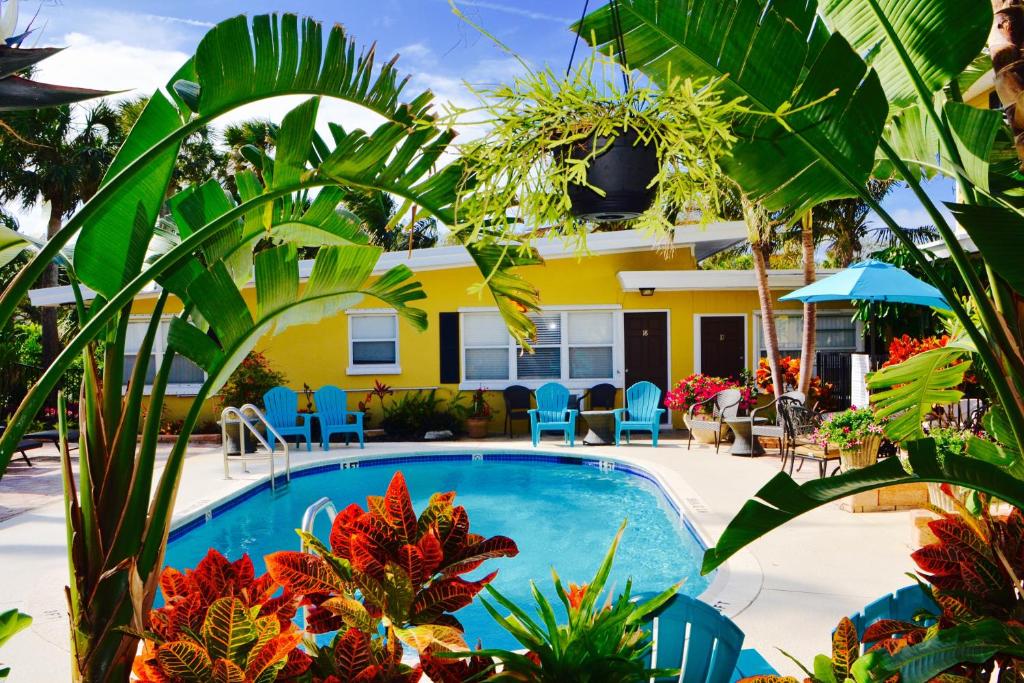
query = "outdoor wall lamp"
xmin=639 ymin=287 xmax=655 ymax=297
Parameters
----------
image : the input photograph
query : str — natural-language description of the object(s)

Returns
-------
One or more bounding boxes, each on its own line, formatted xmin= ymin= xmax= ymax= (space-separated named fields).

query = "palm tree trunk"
xmin=40 ymin=202 xmax=63 ymax=406
xmin=743 ymin=199 xmax=783 ymax=395
xmin=991 ymin=0 xmax=1024 ymax=168
xmin=797 ymin=211 xmax=816 ymax=397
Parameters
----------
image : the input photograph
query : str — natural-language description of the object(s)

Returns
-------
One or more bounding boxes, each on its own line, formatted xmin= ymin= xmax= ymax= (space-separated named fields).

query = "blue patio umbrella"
xmin=779 ymin=259 xmax=951 ymax=310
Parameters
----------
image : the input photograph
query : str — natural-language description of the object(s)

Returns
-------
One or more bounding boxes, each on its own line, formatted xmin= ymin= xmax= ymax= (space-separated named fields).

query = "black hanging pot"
xmin=562 ymin=127 xmax=659 ymax=222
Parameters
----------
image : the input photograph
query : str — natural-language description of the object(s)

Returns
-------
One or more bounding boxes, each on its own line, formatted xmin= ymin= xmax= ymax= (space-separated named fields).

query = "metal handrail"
xmin=221 ymin=403 xmax=291 ymax=490
xmin=299 ymin=497 xmax=337 ymax=626
xmin=300 ymin=496 xmax=337 ymax=551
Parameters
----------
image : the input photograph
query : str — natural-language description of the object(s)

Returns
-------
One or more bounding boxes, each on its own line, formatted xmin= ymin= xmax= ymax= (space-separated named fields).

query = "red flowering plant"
xmin=358 ymin=380 xmax=395 ymax=427
xmin=754 ymin=356 xmax=832 ymax=405
xmin=132 ymin=550 xmax=309 ymax=682
xmin=664 ymin=374 xmax=753 ymax=415
xmin=265 ymin=471 xmax=518 ymax=666
xmin=883 ymin=334 xmax=977 ymax=387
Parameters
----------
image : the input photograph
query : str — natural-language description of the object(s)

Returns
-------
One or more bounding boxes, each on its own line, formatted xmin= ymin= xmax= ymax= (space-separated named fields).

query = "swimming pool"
xmin=165 ymin=453 xmax=713 ymax=649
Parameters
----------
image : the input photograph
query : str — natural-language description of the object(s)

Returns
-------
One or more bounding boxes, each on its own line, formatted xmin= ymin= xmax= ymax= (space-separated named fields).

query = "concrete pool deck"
xmin=0 ymin=435 xmax=917 ymax=680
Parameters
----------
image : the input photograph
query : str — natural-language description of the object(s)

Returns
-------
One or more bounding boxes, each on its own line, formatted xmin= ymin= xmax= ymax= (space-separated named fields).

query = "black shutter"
xmin=439 ymin=312 xmax=460 ymax=384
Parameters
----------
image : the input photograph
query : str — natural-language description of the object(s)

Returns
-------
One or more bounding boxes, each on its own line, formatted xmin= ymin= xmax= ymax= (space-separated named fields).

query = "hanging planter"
xmin=447 ymin=48 xmax=743 ymax=246
xmin=562 ymin=127 xmax=659 ymax=221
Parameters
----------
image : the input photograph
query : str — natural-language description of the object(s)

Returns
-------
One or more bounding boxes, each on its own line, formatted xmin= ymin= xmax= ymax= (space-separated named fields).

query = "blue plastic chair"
xmin=314 ymin=385 xmax=364 ymax=450
xmin=528 ymin=383 xmax=577 ymax=447
xmin=641 ymin=593 xmax=745 ymax=683
xmin=847 ymin=584 xmax=938 ymax=652
xmin=614 ymin=381 xmax=666 ymax=447
xmin=262 ymin=387 xmax=314 ymax=452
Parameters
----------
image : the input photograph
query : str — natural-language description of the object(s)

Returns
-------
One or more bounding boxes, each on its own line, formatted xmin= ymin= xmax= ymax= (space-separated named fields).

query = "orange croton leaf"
xmin=384 ymin=472 xmax=420 ymax=543
xmin=410 ymin=573 xmax=497 ymax=624
xmin=265 ymin=551 xmax=348 ymax=594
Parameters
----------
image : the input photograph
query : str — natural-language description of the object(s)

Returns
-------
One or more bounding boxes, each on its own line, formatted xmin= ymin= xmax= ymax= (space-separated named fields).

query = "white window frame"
xmin=458 ymin=306 xmax=623 ymax=390
xmin=751 ymin=309 xmax=865 ymax=371
xmin=124 ymin=315 xmax=206 ymax=396
xmin=347 ymin=309 xmax=401 ymax=375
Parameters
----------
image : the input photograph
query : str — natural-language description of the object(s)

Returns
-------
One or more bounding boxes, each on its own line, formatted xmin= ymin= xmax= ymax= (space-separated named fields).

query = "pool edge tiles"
xmin=166 ymin=448 xmax=757 ymax=615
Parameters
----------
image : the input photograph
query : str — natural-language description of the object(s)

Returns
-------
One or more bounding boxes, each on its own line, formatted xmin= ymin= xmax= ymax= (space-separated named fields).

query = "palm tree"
xmin=797 ymin=209 xmax=816 ymax=396
xmin=342 ymin=188 xmax=438 ymax=251
xmin=992 ymin=0 xmax=1024 ymax=167
xmin=0 ymin=102 xmax=123 ymax=374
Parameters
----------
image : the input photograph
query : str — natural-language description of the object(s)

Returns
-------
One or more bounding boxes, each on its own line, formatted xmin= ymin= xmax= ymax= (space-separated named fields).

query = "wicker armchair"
xmin=779 ymin=401 xmax=839 ymax=478
xmin=687 ymin=388 xmax=742 ymax=453
xmin=750 ymin=392 xmax=805 ymax=458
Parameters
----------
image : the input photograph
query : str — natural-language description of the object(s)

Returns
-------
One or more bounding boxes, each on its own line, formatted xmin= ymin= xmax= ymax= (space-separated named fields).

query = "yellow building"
xmin=31 ymin=222 xmax=857 ymax=433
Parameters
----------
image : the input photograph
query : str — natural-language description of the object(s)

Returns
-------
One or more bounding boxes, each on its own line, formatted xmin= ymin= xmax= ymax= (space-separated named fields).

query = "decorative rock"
xmin=423 ymin=430 xmax=454 ymax=441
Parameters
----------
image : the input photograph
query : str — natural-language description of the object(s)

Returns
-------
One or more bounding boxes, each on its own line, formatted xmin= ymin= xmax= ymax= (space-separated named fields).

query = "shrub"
xmin=219 ymin=351 xmax=288 ymax=409
xmin=664 ymin=374 xmax=753 ymax=413
xmin=884 ymin=334 xmax=977 ymax=389
xmin=265 ymin=471 xmax=518 ymax=657
xmin=380 ymin=390 xmax=463 ymax=439
xmin=754 ymin=356 xmax=831 ymax=405
xmin=132 ymin=550 xmax=307 ymax=682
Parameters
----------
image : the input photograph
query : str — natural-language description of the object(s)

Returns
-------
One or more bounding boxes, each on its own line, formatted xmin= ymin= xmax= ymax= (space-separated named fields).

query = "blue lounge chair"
xmin=314 ymin=385 xmax=364 ymax=450
xmin=614 ymin=381 xmax=666 ymax=447
xmin=528 ymin=382 xmax=577 ymax=447
xmin=641 ymin=593 xmax=746 ymax=683
xmin=263 ymin=387 xmax=314 ymax=452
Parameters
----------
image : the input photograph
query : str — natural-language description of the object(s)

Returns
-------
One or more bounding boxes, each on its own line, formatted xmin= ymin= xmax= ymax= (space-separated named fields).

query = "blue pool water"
xmin=165 ymin=455 xmax=712 ymax=649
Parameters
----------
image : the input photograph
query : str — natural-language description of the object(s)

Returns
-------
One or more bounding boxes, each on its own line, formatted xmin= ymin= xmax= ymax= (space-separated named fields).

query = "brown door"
xmin=624 ymin=312 xmax=669 ymax=423
xmin=700 ymin=316 xmax=746 ymax=379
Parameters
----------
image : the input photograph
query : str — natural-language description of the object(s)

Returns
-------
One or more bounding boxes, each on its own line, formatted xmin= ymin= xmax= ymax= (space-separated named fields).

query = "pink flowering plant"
xmin=664 ymin=374 xmax=754 ymax=414
xmin=813 ymin=407 xmax=886 ymax=450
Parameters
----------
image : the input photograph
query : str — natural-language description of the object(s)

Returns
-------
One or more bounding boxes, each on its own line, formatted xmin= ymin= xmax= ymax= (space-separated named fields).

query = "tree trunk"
xmin=991 ymin=0 xmax=1024 ymax=168
xmin=40 ymin=202 xmax=63 ymax=407
xmin=743 ymin=198 xmax=784 ymax=396
xmin=797 ymin=211 xmax=817 ymax=397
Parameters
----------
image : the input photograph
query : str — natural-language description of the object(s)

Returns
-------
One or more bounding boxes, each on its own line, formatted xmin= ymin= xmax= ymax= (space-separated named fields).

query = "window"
xmin=123 ymin=317 xmax=206 ymax=393
xmin=754 ymin=312 xmax=860 ymax=360
xmin=348 ymin=312 xmax=400 ymax=374
xmin=461 ymin=309 xmax=618 ymax=386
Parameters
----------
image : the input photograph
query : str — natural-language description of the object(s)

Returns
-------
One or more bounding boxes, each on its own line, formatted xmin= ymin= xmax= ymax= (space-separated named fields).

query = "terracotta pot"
xmin=683 ymin=412 xmax=728 ymax=444
xmin=466 ymin=417 xmax=490 ymax=439
xmin=839 ymin=434 xmax=881 ymax=471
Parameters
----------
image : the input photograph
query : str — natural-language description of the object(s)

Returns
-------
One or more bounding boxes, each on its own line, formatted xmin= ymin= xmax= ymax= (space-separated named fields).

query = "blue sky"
xmin=11 ymin=0 xmax=953 ymax=239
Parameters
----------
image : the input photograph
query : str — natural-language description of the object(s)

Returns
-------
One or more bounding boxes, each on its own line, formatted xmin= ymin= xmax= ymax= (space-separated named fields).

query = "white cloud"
xmin=34 ymin=32 xmax=188 ymax=94
xmin=454 ymin=1 xmax=573 ymax=23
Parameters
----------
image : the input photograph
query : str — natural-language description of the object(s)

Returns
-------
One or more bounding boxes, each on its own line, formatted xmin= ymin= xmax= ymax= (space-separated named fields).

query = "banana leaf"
xmin=702 ymin=439 xmax=1024 ymax=574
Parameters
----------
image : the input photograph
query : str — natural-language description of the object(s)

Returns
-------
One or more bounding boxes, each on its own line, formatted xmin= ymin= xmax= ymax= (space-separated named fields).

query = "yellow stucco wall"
xmin=136 ymin=245 xmax=841 ymax=431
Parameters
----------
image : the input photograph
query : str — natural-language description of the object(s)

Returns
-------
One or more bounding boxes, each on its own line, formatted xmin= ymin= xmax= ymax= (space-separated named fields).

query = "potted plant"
xmin=449 ymin=45 xmax=741 ymax=243
xmin=218 ymin=351 xmax=287 ymax=454
xmin=465 ymin=387 xmax=492 ymax=439
xmin=664 ymin=374 xmax=747 ymax=444
xmin=755 ymin=356 xmax=832 ymax=409
xmin=814 ymin=407 xmax=886 ymax=471
xmin=925 ymin=426 xmax=969 ymax=512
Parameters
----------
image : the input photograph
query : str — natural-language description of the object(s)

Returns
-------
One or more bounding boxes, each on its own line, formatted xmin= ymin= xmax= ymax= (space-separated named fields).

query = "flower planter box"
xmin=841 ymin=482 xmax=929 ymax=513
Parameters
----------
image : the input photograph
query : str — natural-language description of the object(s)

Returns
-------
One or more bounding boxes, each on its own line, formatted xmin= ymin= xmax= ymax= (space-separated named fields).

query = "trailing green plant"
xmin=445 ymin=10 xmax=743 ymax=247
xmin=219 ymin=351 xmax=288 ymax=409
xmin=0 ymin=609 xmax=31 ymax=680
xmin=444 ymin=521 xmax=681 ymax=683
xmin=266 ymin=471 xmax=518 ymax=656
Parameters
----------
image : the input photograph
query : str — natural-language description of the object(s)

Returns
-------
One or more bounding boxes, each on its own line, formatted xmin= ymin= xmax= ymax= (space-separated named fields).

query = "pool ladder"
xmin=299 ymin=497 xmax=338 ymax=626
xmin=221 ymin=404 xmax=291 ymax=491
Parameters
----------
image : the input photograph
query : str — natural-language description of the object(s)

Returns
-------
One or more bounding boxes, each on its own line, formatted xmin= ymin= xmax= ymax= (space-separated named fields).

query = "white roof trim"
xmin=29 ymin=223 xmax=749 ymax=307
xmin=617 ymin=269 xmax=840 ymax=292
